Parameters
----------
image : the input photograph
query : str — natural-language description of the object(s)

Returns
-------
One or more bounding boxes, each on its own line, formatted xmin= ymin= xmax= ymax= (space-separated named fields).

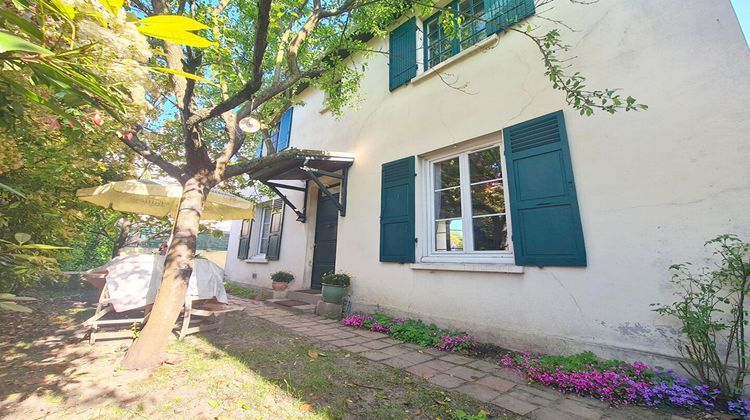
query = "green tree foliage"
xmin=0 ymin=0 xmax=156 ymax=285
xmin=0 ymin=190 xmax=66 ymax=292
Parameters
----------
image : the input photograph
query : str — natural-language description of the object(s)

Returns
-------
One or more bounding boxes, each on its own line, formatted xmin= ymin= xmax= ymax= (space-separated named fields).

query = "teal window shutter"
xmin=277 ymin=108 xmax=293 ymax=151
xmin=380 ymin=156 xmax=416 ymax=262
xmin=254 ymin=139 xmax=263 ymax=158
xmin=503 ymin=110 xmax=586 ymax=267
xmin=389 ymin=18 xmax=417 ymax=91
xmin=266 ymin=199 xmax=284 ymax=260
xmin=485 ymin=0 xmax=535 ymax=35
xmin=237 ymin=219 xmax=252 ymax=259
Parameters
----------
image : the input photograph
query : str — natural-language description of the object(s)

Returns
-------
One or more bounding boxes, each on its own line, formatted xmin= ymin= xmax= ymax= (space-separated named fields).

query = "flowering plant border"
xmin=500 ymin=351 xmax=750 ymax=416
xmin=341 ymin=313 xmax=475 ymax=352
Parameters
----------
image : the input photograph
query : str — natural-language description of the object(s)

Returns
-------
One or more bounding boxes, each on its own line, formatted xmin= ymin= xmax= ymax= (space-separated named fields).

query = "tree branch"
xmin=118 ymin=131 xmax=186 ymax=182
xmin=151 ymin=0 xmax=187 ymax=112
xmin=213 ymin=0 xmax=243 ymax=177
xmin=186 ymin=0 xmax=272 ymax=126
xmin=236 ymin=67 xmax=325 ymax=121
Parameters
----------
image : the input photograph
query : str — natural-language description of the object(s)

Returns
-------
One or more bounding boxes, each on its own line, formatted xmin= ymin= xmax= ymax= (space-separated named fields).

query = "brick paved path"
xmin=229 ymin=296 xmax=689 ymax=420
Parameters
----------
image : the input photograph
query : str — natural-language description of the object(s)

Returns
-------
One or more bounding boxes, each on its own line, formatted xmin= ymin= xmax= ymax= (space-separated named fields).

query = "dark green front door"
xmin=311 ymin=193 xmax=339 ymax=290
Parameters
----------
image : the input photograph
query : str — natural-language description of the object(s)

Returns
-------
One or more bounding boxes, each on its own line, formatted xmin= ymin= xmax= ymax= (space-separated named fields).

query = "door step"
xmin=287 ymin=289 xmax=322 ymax=305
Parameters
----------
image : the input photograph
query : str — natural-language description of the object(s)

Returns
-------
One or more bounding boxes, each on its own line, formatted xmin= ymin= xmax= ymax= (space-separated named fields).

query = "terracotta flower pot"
xmin=272 ymin=281 xmax=289 ymax=291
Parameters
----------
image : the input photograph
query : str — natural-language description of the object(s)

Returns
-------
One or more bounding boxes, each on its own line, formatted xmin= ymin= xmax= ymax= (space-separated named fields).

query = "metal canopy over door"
xmin=311 ymin=193 xmax=339 ymax=290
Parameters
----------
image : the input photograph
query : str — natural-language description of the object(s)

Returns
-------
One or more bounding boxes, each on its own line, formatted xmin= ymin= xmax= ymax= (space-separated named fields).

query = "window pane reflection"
xmin=471 ymin=181 xmax=504 ymax=216
xmin=469 ymin=148 xmax=502 ymax=183
xmin=473 ymin=215 xmax=508 ymax=251
xmin=435 ymin=219 xmax=464 ymax=251
xmin=433 ymin=157 xmax=461 ymax=189
xmin=434 ymin=188 xmax=462 ymax=219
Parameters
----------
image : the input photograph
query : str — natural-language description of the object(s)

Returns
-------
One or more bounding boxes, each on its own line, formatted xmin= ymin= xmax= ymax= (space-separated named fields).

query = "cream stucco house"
xmin=224 ymin=0 xmax=750 ymax=367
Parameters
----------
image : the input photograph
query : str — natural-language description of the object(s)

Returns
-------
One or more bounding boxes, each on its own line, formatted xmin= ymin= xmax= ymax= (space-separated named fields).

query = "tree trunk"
xmin=121 ymin=175 xmax=211 ymax=369
xmin=111 ymin=217 xmax=131 ymax=259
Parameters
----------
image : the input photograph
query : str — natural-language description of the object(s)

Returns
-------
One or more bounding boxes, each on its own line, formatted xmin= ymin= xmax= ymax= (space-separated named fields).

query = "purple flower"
xmin=341 ymin=314 xmax=368 ymax=328
xmin=501 ymin=352 xmax=719 ymax=409
xmin=370 ymin=323 xmax=391 ymax=333
xmin=729 ymin=399 xmax=750 ymax=419
xmin=435 ymin=333 xmax=475 ymax=352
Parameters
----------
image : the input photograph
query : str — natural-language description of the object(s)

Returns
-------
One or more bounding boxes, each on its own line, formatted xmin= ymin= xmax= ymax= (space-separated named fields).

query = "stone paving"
xmin=228 ymin=296 xmax=689 ymax=420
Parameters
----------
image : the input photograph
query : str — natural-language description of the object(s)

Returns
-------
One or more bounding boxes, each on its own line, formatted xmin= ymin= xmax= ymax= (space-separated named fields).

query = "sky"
xmin=732 ymin=0 xmax=750 ymax=46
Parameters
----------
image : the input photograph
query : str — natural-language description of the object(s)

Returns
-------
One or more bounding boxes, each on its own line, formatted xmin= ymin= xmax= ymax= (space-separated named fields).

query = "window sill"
xmin=410 ymin=262 xmax=524 ymax=274
xmin=245 ymin=256 xmax=269 ymax=264
xmin=412 ymin=34 xmax=500 ymax=86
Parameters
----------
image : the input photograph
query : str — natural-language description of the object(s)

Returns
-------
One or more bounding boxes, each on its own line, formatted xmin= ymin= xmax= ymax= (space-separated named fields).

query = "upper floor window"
xmin=424 ymin=0 xmax=486 ymax=70
xmin=255 ymin=108 xmax=294 ymax=157
xmin=422 ymin=0 xmax=535 ymax=70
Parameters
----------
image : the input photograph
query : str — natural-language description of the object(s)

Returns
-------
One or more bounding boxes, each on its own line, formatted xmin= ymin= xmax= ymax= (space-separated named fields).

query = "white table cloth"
xmin=98 ymin=254 xmax=228 ymax=312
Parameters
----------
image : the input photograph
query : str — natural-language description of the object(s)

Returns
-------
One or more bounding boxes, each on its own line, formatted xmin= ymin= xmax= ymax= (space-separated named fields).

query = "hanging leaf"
xmin=147 ymin=66 xmax=218 ymax=86
xmin=0 ymin=293 xmax=37 ymax=301
xmin=97 ymin=0 xmax=122 ymax=15
xmin=0 ymin=301 xmax=33 ymax=313
xmin=0 ymin=10 xmax=43 ymax=40
xmin=14 ymin=232 xmax=32 ymax=244
xmin=137 ymin=26 xmax=216 ymax=48
xmin=137 ymin=15 xmax=209 ymax=31
xmin=0 ymin=31 xmax=52 ymax=55
xmin=17 ymin=243 xmax=70 ymax=250
xmin=136 ymin=15 xmax=215 ymax=48
xmin=0 ymin=182 xmax=26 ymax=198
xmin=49 ymin=0 xmax=76 ymax=20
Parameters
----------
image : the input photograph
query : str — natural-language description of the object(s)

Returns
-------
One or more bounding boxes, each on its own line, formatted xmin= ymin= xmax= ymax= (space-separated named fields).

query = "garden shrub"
xmin=652 ymin=234 xmax=750 ymax=399
xmin=390 ymin=319 xmax=441 ymax=347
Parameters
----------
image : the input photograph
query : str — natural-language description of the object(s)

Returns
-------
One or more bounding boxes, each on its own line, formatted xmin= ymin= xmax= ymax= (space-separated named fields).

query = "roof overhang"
xmin=249 ymin=151 xmax=354 ymax=182
xmin=247 ymin=151 xmax=354 ymax=223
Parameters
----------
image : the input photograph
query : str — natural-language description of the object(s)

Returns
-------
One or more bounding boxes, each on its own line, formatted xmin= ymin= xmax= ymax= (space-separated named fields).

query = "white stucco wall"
xmin=224 ymin=0 xmax=750 ymax=365
xmin=225 ymin=187 xmax=315 ymax=290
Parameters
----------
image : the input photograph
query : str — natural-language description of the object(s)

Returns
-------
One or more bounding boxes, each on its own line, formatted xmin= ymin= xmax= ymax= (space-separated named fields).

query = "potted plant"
xmin=271 ymin=271 xmax=294 ymax=291
xmin=321 ymin=272 xmax=351 ymax=304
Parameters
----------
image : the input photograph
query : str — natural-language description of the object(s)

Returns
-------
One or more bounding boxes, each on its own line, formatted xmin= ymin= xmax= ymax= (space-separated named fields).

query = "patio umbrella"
xmin=76 ymin=179 xmax=254 ymax=221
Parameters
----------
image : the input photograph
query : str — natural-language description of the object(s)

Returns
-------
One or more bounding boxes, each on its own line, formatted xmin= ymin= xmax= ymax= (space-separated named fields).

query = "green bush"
xmin=270 ymin=271 xmax=294 ymax=283
xmin=390 ymin=319 xmax=442 ymax=347
xmin=653 ymin=234 xmax=750 ymax=398
xmin=0 ymin=233 xmax=66 ymax=293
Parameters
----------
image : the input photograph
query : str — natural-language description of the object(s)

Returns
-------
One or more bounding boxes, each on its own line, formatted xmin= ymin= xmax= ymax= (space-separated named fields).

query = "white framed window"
xmin=422 ymin=142 xmax=513 ymax=263
xmin=246 ymin=198 xmax=284 ymax=261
